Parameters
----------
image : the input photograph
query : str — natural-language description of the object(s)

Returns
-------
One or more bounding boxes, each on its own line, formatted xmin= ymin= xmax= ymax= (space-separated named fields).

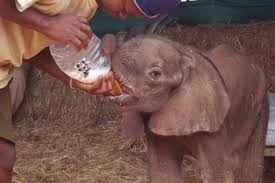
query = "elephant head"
xmin=108 ymin=34 xmax=231 ymax=137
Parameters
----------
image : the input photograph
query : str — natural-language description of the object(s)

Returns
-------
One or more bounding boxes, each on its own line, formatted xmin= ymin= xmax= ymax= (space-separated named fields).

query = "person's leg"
xmin=0 ymin=139 xmax=15 ymax=183
xmin=10 ymin=63 xmax=31 ymax=115
xmin=0 ymin=84 xmax=16 ymax=183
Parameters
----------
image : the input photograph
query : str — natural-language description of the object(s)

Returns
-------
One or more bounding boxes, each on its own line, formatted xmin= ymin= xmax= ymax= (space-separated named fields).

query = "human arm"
xmin=29 ymin=48 xmax=114 ymax=95
xmin=0 ymin=0 xmax=92 ymax=50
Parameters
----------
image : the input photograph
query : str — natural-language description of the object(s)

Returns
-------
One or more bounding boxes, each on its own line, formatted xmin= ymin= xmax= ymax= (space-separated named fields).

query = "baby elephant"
xmin=108 ymin=34 xmax=268 ymax=183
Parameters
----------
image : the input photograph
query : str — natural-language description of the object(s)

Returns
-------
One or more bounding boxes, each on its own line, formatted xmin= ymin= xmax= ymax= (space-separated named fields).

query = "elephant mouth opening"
xmin=112 ymin=71 xmax=133 ymax=94
xmin=109 ymin=88 xmax=139 ymax=110
xmin=109 ymin=71 xmax=138 ymax=109
xmin=109 ymin=93 xmax=138 ymax=108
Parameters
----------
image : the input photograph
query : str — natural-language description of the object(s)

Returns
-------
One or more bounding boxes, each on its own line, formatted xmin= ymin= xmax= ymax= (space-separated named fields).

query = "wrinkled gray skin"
xmin=104 ymin=34 xmax=268 ymax=183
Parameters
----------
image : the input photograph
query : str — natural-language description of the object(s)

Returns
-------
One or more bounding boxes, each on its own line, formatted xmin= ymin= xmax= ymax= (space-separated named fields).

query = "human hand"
xmin=43 ymin=14 xmax=92 ymax=51
xmin=97 ymin=0 xmax=143 ymax=19
xmin=70 ymin=72 xmax=115 ymax=95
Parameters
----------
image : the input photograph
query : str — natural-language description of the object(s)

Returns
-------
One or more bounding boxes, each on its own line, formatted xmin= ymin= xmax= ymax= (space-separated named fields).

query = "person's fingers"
xmin=101 ymin=80 xmax=108 ymax=92
xmin=107 ymin=80 xmax=113 ymax=91
xmin=109 ymin=71 xmax=114 ymax=79
xmin=70 ymin=74 xmax=116 ymax=95
xmin=71 ymin=27 xmax=89 ymax=49
xmin=69 ymin=35 xmax=82 ymax=51
xmin=94 ymin=90 xmax=107 ymax=95
xmin=106 ymin=76 xmax=113 ymax=89
xmin=88 ymin=76 xmax=103 ymax=91
xmin=108 ymin=72 xmax=115 ymax=86
xmin=77 ymin=16 xmax=89 ymax=25
xmin=104 ymin=72 xmax=114 ymax=90
xmin=100 ymin=74 xmax=110 ymax=90
xmin=75 ymin=22 xmax=93 ymax=39
xmin=106 ymin=74 xmax=115 ymax=91
xmin=94 ymin=75 xmax=112 ymax=94
xmin=86 ymin=30 xmax=93 ymax=40
xmin=73 ymin=75 xmax=103 ymax=92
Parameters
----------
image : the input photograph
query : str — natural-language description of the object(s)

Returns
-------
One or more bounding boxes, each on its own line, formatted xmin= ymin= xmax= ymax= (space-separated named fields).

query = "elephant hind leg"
xmin=235 ymin=100 xmax=268 ymax=183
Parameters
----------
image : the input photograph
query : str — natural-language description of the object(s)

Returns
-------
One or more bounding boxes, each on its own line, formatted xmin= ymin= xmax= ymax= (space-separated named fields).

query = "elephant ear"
xmin=148 ymin=50 xmax=231 ymax=136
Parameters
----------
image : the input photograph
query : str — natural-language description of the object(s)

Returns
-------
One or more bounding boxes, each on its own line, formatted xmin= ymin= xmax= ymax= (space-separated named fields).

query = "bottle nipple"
xmin=110 ymin=80 xmax=123 ymax=96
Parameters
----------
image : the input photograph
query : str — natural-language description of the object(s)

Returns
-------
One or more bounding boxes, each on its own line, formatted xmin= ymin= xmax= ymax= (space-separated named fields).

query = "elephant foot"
xmin=196 ymin=168 xmax=234 ymax=183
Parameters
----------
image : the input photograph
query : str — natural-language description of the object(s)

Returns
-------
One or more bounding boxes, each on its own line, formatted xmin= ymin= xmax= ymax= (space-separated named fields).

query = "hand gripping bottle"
xmin=49 ymin=34 xmax=122 ymax=96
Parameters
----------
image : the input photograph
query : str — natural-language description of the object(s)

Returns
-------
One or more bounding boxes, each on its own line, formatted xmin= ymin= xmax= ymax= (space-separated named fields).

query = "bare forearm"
xmin=29 ymin=48 xmax=115 ymax=95
xmin=0 ymin=0 xmax=93 ymax=50
xmin=29 ymin=48 xmax=71 ymax=85
xmin=0 ymin=0 xmax=49 ymax=34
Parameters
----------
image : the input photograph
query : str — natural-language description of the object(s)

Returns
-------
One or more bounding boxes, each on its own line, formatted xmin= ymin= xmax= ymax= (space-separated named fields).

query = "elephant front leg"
xmin=186 ymin=134 xmax=236 ymax=183
xmin=195 ymin=167 xmax=234 ymax=183
xmin=146 ymin=132 xmax=183 ymax=183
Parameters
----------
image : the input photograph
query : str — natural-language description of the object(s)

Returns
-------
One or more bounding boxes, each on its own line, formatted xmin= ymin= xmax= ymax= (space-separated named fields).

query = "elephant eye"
xmin=148 ymin=67 xmax=162 ymax=80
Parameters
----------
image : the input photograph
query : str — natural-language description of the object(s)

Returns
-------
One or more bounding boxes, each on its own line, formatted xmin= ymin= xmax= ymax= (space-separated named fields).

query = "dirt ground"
xmin=13 ymin=21 xmax=275 ymax=183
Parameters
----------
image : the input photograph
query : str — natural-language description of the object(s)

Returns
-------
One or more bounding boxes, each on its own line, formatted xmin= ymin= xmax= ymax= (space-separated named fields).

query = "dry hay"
xmin=161 ymin=21 xmax=275 ymax=92
xmin=13 ymin=69 xmax=148 ymax=183
xmin=13 ymin=21 xmax=275 ymax=183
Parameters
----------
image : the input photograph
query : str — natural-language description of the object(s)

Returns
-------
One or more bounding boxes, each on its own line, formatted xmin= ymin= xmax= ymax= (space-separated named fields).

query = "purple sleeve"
xmin=134 ymin=0 xmax=181 ymax=17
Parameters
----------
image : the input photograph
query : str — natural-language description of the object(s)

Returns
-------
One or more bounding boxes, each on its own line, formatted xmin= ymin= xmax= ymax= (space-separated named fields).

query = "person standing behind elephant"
xmin=0 ymin=0 xmax=180 ymax=182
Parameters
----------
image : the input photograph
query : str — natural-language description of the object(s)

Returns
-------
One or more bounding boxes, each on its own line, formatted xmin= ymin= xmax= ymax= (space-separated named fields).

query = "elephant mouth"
xmin=110 ymin=70 xmax=139 ymax=109
xmin=109 ymin=81 xmax=137 ymax=108
xmin=109 ymin=93 xmax=138 ymax=110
